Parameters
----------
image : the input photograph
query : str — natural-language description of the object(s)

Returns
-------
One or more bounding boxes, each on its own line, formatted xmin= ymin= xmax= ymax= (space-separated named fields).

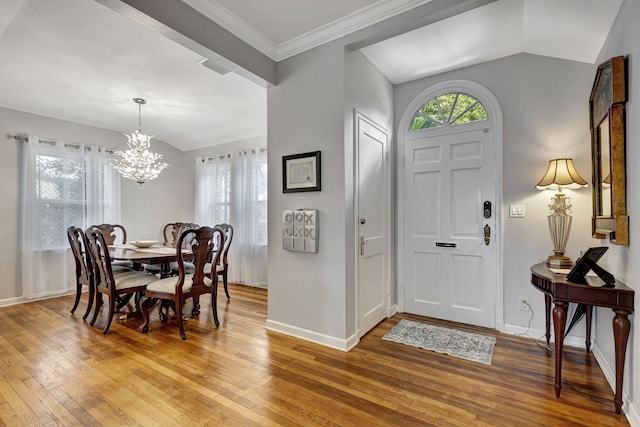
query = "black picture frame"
xmin=566 ymin=247 xmax=612 ymax=284
xmin=282 ymin=151 xmax=321 ymax=193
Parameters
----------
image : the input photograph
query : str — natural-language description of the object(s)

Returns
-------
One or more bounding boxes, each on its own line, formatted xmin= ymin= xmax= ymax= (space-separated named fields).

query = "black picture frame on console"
xmin=566 ymin=247 xmax=614 ymax=285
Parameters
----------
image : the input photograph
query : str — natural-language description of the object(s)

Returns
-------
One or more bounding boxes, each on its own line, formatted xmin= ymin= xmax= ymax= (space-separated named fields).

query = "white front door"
xmin=356 ymin=113 xmax=389 ymax=337
xmin=403 ymin=127 xmax=496 ymax=328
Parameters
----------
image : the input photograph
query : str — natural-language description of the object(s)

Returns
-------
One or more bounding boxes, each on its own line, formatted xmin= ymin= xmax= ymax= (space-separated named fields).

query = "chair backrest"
xmin=85 ymin=226 xmax=117 ymax=291
xmin=67 ymin=226 xmax=91 ymax=285
xmin=163 ymin=222 xmax=199 ymax=246
xmin=90 ymin=223 xmax=127 ymax=245
xmin=175 ymin=226 xmax=224 ymax=294
xmin=214 ymin=223 xmax=234 ymax=267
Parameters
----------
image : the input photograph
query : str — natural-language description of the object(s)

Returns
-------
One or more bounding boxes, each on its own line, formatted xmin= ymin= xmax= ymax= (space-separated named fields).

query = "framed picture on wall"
xmin=282 ymin=151 xmax=321 ymax=193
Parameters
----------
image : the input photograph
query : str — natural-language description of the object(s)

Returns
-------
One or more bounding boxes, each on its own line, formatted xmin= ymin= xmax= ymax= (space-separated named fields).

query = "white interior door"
xmin=403 ymin=127 xmax=496 ymax=328
xmin=357 ymin=114 xmax=389 ymax=337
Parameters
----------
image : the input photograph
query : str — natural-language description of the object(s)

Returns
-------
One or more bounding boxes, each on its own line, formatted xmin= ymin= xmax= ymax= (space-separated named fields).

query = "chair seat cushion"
xmin=112 ymin=265 xmax=133 ymax=274
xmin=113 ymin=271 xmax=158 ymax=290
xmin=147 ymin=274 xmax=212 ymax=295
xmin=204 ymin=263 xmax=225 ymax=273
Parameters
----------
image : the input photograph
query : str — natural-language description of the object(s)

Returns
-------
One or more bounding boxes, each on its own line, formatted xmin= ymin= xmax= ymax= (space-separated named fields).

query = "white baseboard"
xmin=387 ymin=304 xmax=397 ymax=317
xmin=502 ymin=322 xmax=588 ymax=349
xmin=265 ymin=319 xmax=359 ymax=352
xmin=0 ymin=296 xmax=27 ymax=307
xmin=592 ymin=343 xmax=638 ymax=426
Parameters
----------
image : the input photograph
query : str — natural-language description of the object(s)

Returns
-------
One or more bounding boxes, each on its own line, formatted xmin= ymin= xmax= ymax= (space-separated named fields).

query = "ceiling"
xmin=0 ymin=0 xmax=623 ymax=151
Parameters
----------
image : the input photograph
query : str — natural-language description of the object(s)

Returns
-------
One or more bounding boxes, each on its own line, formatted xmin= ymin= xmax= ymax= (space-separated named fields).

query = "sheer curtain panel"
xmin=20 ymin=135 xmax=121 ymax=300
xmin=195 ymin=147 xmax=268 ymax=287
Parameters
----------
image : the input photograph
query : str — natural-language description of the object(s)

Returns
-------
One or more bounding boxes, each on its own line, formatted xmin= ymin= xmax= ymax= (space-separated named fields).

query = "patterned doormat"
xmin=382 ymin=319 xmax=496 ymax=365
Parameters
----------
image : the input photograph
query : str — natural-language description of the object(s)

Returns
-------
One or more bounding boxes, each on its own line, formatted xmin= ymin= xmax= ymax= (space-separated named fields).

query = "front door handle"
xmin=360 ymin=236 xmax=365 ymax=255
xmin=484 ymin=224 xmax=491 ymax=246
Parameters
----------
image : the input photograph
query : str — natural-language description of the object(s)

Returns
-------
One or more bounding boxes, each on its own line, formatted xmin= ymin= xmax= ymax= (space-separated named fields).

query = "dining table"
xmin=109 ymin=243 xmax=184 ymax=278
xmin=108 ymin=243 xmax=188 ymax=319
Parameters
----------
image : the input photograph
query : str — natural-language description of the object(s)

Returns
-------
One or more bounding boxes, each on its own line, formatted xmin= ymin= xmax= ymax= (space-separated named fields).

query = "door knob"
xmin=484 ymin=224 xmax=491 ymax=246
xmin=360 ymin=236 xmax=365 ymax=255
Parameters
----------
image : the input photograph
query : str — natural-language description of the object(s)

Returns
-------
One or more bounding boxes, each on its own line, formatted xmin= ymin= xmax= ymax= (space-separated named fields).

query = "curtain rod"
xmin=11 ymin=134 xmax=114 ymax=154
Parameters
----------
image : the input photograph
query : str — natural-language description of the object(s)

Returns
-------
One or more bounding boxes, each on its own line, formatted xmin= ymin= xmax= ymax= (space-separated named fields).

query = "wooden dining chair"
xmin=85 ymin=226 xmax=159 ymax=335
xmin=214 ymin=223 xmax=234 ymax=300
xmin=147 ymin=222 xmax=199 ymax=277
xmin=90 ymin=223 xmax=128 ymax=244
xmin=67 ymin=226 xmax=95 ymax=320
xmin=138 ymin=226 xmax=224 ymax=340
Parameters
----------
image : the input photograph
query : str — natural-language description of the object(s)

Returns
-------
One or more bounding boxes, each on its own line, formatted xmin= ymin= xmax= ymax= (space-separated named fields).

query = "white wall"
xmin=395 ymin=53 xmax=596 ymax=333
xmin=0 ymin=106 xmax=184 ymax=302
xmin=591 ymin=0 xmax=640 ymax=423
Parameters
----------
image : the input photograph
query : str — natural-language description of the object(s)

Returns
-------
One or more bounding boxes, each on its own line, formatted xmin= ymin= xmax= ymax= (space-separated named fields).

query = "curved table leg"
xmin=553 ymin=300 xmax=568 ymax=398
xmin=613 ymin=309 xmax=631 ymax=414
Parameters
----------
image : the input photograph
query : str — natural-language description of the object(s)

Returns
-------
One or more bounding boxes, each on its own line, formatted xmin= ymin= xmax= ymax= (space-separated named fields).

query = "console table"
xmin=530 ymin=263 xmax=634 ymax=414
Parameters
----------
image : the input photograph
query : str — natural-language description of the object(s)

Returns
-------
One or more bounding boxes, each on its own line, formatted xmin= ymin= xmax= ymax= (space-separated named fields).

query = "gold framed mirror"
xmin=590 ymin=56 xmax=628 ymax=245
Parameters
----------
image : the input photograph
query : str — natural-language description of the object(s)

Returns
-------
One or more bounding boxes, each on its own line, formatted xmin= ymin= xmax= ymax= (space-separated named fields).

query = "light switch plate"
xmin=509 ymin=204 xmax=525 ymax=218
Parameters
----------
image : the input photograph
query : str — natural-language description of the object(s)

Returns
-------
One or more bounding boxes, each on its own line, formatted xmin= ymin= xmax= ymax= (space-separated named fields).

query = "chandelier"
xmin=111 ymin=98 xmax=169 ymax=188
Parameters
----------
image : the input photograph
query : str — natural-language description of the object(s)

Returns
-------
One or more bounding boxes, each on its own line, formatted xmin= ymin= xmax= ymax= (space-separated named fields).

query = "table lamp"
xmin=536 ymin=158 xmax=588 ymax=267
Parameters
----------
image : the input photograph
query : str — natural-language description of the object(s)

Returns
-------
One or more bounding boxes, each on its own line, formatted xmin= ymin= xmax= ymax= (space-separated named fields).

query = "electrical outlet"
xmin=519 ymin=296 xmax=530 ymax=311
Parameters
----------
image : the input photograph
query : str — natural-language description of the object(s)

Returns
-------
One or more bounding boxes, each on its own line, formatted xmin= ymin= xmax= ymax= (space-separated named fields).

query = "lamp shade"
xmin=536 ymin=158 xmax=588 ymax=190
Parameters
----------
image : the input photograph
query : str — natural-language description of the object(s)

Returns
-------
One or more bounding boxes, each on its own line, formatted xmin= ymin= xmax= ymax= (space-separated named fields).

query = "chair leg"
xmin=70 ymin=281 xmax=82 ymax=314
xmin=138 ymin=296 xmax=152 ymax=333
xmin=82 ymin=281 xmax=95 ymax=321
xmin=90 ymin=293 xmax=102 ymax=326
xmin=176 ymin=297 xmax=187 ymax=340
xmin=211 ymin=284 xmax=220 ymax=328
xmin=115 ymin=293 xmax=133 ymax=311
xmin=192 ymin=296 xmax=200 ymax=317
xmin=222 ymin=270 xmax=230 ymax=300
xmin=102 ymin=295 xmax=116 ymax=335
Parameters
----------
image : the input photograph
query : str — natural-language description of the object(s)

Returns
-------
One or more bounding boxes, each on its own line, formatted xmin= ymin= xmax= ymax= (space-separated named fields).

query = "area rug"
xmin=382 ymin=319 xmax=496 ymax=365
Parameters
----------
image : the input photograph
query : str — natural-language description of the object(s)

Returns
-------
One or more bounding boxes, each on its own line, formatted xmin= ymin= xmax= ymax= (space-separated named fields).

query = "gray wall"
xmin=266 ymin=43 xmax=394 ymax=346
xmin=267 ymin=42 xmax=349 ymax=341
xmin=395 ymin=53 xmax=596 ymax=334
xmin=0 ymin=106 xmax=185 ymax=302
xmin=591 ymin=0 xmax=640 ymax=421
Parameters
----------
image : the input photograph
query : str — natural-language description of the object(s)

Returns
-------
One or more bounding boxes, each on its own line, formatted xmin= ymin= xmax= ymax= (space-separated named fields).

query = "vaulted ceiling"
xmin=0 ymin=0 xmax=623 ymax=151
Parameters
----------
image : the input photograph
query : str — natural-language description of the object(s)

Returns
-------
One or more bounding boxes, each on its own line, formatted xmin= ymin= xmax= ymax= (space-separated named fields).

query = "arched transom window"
xmin=410 ymin=92 xmax=488 ymax=131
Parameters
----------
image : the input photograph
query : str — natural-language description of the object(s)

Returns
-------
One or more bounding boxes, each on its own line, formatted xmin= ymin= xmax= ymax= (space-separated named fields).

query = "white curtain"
xmin=20 ymin=135 xmax=120 ymax=300
xmin=195 ymin=147 xmax=268 ymax=287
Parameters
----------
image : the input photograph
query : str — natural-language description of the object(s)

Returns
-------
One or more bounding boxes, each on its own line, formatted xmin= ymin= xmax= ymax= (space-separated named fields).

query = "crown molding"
xmin=182 ymin=0 xmax=278 ymax=59
xmin=276 ymin=0 xmax=434 ymax=61
xmin=182 ymin=0 xmax=433 ymax=62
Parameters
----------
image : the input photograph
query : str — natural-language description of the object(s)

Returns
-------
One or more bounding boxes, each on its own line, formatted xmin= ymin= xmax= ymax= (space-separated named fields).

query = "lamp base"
xmin=546 ymin=254 xmax=573 ymax=268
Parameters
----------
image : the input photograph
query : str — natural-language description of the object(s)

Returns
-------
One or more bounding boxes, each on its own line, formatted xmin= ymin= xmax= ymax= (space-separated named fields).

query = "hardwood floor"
xmin=0 ymin=284 xmax=630 ymax=426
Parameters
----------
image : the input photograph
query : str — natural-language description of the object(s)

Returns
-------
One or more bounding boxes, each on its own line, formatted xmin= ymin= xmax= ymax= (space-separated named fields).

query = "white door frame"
xmin=396 ymin=80 xmax=505 ymax=331
xmin=354 ymin=110 xmax=392 ymax=337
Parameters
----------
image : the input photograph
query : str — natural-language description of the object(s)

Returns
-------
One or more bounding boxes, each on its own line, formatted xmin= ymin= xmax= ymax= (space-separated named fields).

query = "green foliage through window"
xmin=410 ymin=93 xmax=488 ymax=131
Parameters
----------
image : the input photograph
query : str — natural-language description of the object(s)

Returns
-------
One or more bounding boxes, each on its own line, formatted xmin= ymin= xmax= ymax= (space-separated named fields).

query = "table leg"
xmin=585 ymin=305 xmax=593 ymax=351
xmin=544 ymin=294 xmax=551 ymax=345
xmin=553 ymin=300 xmax=568 ymax=398
xmin=613 ymin=309 xmax=631 ymax=414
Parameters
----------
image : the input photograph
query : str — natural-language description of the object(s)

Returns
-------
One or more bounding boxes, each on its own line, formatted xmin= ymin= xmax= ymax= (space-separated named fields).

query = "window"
xmin=410 ymin=92 xmax=488 ymax=131
xmin=20 ymin=136 xmax=121 ymax=299
xmin=195 ymin=147 xmax=268 ymax=287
